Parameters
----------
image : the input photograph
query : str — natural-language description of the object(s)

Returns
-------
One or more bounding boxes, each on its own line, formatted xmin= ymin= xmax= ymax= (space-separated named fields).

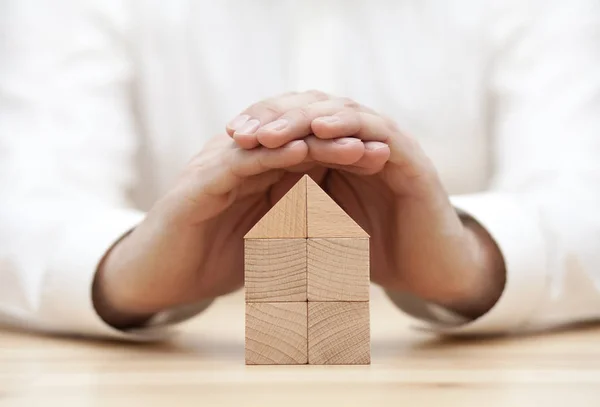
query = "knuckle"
xmin=305 ymin=89 xmax=329 ymax=101
xmin=253 ymin=101 xmax=282 ymax=118
xmin=293 ymin=106 xmax=311 ymax=121
xmin=183 ymin=151 xmax=214 ymax=177
xmin=218 ymin=149 xmax=234 ymax=172
xmin=230 ymin=156 xmax=251 ymax=179
xmin=339 ymin=107 xmax=358 ymax=117
xmin=339 ymin=97 xmax=360 ymax=109
xmin=384 ymin=117 xmax=401 ymax=133
xmin=255 ymin=151 xmax=271 ymax=170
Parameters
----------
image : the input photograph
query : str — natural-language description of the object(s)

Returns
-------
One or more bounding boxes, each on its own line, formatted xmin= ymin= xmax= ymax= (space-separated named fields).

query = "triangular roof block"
xmin=244 ymin=176 xmax=307 ymax=238
xmin=245 ymin=175 xmax=368 ymax=239
xmin=305 ymin=176 xmax=368 ymax=238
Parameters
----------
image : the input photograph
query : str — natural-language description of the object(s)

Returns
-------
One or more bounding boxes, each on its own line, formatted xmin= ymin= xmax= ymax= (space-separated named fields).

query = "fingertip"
xmin=233 ymin=133 xmax=260 ymax=150
xmin=333 ymin=137 xmax=363 ymax=147
xmin=310 ymin=117 xmax=338 ymax=138
xmin=351 ymin=141 xmax=391 ymax=174
xmin=256 ymin=131 xmax=284 ymax=149
xmin=365 ymin=141 xmax=391 ymax=156
xmin=286 ymin=139 xmax=308 ymax=150
xmin=305 ymin=136 xmax=365 ymax=166
xmin=225 ymin=123 xmax=238 ymax=138
xmin=283 ymin=140 xmax=309 ymax=165
xmin=227 ymin=114 xmax=251 ymax=135
xmin=334 ymin=137 xmax=366 ymax=159
xmin=287 ymin=139 xmax=309 ymax=155
xmin=337 ymin=141 xmax=365 ymax=165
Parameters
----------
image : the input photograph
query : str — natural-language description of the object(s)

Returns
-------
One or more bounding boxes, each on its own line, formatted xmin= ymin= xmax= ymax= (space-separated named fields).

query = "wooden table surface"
xmin=1 ymin=287 xmax=600 ymax=406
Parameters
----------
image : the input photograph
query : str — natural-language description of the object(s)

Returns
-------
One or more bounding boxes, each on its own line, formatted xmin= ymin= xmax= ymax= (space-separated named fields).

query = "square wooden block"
xmin=245 ymin=302 xmax=308 ymax=365
xmin=307 ymin=238 xmax=369 ymax=302
xmin=245 ymin=239 xmax=307 ymax=302
xmin=308 ymin=302 xmax=370 ymax=365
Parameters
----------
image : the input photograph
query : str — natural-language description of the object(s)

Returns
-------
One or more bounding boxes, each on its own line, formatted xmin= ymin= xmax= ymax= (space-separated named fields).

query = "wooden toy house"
xmin=244 ymin=175 xmax=370 ymax=365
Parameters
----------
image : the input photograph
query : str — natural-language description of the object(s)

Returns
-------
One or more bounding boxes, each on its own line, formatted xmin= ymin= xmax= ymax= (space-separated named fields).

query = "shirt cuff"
xmin=40 ymin=206 xmax=211 ymax=340
xmin=387 ymin=192 xmax=549 ymax=335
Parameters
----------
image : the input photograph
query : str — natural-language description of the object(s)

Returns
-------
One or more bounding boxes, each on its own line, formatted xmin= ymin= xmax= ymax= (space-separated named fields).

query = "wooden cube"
xmin=245 ymin=302 xmax=308 ymax=365
xmin=308 ymin=302 xmax=370 ymax=365
xmin=244 ymin=239 xmax=307 ymax=302
xmin=307 ymin=238 xmax=369 ymax=302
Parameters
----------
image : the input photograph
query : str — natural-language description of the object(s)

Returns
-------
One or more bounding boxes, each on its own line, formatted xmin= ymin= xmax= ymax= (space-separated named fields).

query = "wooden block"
xmin=245 ymin=176 xmax=307 ymax=238
xmin=305 ymin=176 xmax=368 ymax=238
xmin=308 ymin=302 xmax=370 ymax=365
xmin=307 ymin=238 xmax=369 ymax=302
xmin=245 ymin=239 xmax=307 ymax=302
xmin=245 ymin=302 xmax=308 ymax=365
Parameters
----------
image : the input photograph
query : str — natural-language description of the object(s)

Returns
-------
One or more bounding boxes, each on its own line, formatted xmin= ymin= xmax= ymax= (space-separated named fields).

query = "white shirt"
xmin=1 ymin=0 xmax=600 ymax=340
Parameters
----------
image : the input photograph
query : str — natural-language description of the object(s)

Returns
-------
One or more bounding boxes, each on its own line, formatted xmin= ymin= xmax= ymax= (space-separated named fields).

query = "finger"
xmin=226 ymin=90 xmax=301 ymax=136
xmin=347 ymin=141 xmax=391 ymax=174
xmin=226 ymin=90 xmax=330 ymax=149
xmin=311 ymin=111 xmax=392 ymax=151
xmin=235 ymin=170 xmax=285 ymax=199
xmin=255 ymin=99 xmax=364 ymax=149
xmin=307 ymin=142 xmax=390 ymax=175
xmin=204 ymin=140 xmax=308 ymax=196
xmin=315 ymin=112 xmax=434 ymax=190
xmin=304 ymin=135 xmax=365 ymax=166
xmin=311 ymin=110 xmax=364 ymax=140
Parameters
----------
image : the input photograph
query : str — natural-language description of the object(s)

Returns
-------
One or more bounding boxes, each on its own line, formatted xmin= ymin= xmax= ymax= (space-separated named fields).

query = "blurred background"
xmin=1 ymin=0 xmax=600 ymax=333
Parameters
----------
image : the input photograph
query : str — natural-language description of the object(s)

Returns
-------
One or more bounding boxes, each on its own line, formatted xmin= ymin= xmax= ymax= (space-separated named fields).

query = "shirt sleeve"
xmin=387 ymin=0 xmax=600 ymax=335
xmin=0 ymin=0 xmax=210 ymax=340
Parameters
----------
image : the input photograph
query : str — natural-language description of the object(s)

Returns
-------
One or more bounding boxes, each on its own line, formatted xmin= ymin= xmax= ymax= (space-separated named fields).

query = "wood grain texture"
xmin=307 ymin=238 xmax=369 ymax=302
xmin=245 ymin=302 xmax=308 ymax=365
xmin=244 ymin=176 xmax=307 ymax=238
xmin=306 ymin=176 xmax=368 ymax=238
xmin=245 ymin=239 xmax=307 ymax=302
xmin=308 ymin=302 xmax=370 ymax=365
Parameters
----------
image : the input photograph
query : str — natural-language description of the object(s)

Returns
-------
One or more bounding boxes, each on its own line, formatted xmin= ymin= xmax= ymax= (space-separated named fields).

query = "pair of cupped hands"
xmin=94 ymin=90 xmax=505 ymax=329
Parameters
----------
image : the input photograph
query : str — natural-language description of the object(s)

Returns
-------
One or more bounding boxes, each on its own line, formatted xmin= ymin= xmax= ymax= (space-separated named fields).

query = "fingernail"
xmin=316 ymin=116 xmax=340 ymax=124
xmin=228 ymin=114 xmax=250 ymax=131
xmin=334 ymin=137 xmax=360 ymax=145
xmin=261 ymin=119 xmax=289 ymax=131
xmin=366 ymin=142 xmax=388 ymax=151
xmin=236 ymin=119 xmax=261 ymax=135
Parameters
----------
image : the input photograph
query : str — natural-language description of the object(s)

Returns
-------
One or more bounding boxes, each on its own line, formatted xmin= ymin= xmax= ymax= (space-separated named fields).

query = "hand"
xmin=227 ymin=91 xmax=506 ymax=319
xmin=92 ymin=92 xmax=388 ymax=328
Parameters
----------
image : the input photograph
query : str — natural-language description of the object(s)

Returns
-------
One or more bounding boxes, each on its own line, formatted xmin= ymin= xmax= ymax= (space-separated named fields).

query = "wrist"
xmin=438 ymin=215 xmax=506 ymax=319
xmin=92 ymin=230 xmax=156 ymax=329
xmin=92 ymin=208 xmax=213 ymax=329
